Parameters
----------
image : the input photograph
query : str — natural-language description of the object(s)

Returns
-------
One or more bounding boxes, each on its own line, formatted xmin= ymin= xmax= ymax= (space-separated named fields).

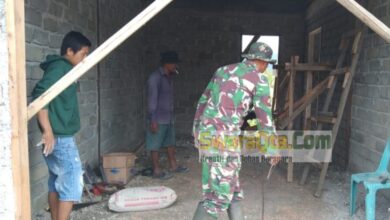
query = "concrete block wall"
xmin=0 ymin=0 xmax=16 ymax=218
xmin=349 ymin=0 xmax=390 ymax=173
xmin=97 ymin=0 xmax=146 ymax=154
xmin=305 ymin=2 xmax=356 ymax=169
xmin=143 ymin=8 xmax=305 ymax=137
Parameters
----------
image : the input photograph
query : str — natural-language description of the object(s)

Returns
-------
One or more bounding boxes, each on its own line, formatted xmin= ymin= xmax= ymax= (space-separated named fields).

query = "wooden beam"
xmin=285 ymin=63 xmax=334 ymax=72
xmin=337 ymin=0 xmax=390 ymax=43
xmin=27 ymin=0 xmax=173 ymax=120
xmin=304 ymin=28 xmax=319 ymax=130
xmin=278 ymin=71 xmax=290 ymax=91
xmin=6 ymin=0 xmax=30 ymax=218
xmin=310 ymin=115 xmax=337 ymax=124
xmin=287 ymin=56 xmax=298 ymax=183
xmin=329 ymin=67 xmax=349 ymax=76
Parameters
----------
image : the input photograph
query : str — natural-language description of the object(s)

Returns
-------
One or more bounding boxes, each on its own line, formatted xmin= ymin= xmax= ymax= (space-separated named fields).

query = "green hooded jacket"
xmin=32 ymin=55 xmax=80 ymax=136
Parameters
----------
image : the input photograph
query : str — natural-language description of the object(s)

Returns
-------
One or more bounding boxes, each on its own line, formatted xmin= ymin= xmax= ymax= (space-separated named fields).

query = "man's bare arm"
xmin=37 ymin=109 xmax=55 ymax=156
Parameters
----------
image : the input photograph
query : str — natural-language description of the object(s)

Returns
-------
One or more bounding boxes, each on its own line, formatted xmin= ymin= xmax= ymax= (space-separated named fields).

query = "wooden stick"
xmin=342 ymin=72 xmax=351 ymax=88
xmin=6 ymin=0 xmax=31 ymax=218
xmin=272 ymin=70 xmax=278 ymax=114
xmin=278 ymin=71 xmax=290 ymax=90
xmin=329 ymin=67 xmax=349 ymax=76
xmin=285 ymin=63 xmax=334 ymax=72
xmin=27 ymin=0 xmax=173 ymax=120
xmin=304 ymin=29 xmax=318 ymax=130
xmin=327 ymin=76 xmax=335 ymax=89
xmin=337 ymin=0 xmax=390 ymax=43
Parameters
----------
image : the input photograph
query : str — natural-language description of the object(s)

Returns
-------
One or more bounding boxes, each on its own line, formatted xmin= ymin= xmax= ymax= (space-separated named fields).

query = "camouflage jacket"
xmin=193 ymin=60 xmax=274 ymax=140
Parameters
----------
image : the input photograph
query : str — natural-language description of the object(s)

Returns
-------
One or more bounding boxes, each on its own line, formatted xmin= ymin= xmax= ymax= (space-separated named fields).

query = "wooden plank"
xmin=322 ymin=38 xmax=349 ymax=113
xmin=329 ymin=67 xmax=349 ymax=75
xmin=285 ymin=63 xmax=334 ymax=72
xmin=304 ymin=28 xmax=319 ymax=130
xmin=310 ymin=115 xmax=337 ymax=124
xmin=315 ymin=29 xmax=366 ymax=197
xmin=327 ymin=76 xmax=335 ymax=89
xmin=272 ymin=70 xmax=278 ymax=114
xmin=287 ymin=56 xmax=299 ymax=183
xmin=352 ymin=31 xmax=362 ymax=54
xmin=27 ymin=0 xmax=174 ymax=120
xmin=278 ymin=71 xmax=290 ymax=90
xmin=342 ymin=72 xmax=351 ymax=88
xmin=337 ymin=0 xmax=390 ymax=43
xmin=6 ymin=0 xmax=30 ymax=218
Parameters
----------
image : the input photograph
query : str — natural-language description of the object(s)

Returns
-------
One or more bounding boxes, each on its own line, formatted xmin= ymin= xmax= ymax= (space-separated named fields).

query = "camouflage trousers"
xmin=201 ymin=153 xmax=244 ymax=218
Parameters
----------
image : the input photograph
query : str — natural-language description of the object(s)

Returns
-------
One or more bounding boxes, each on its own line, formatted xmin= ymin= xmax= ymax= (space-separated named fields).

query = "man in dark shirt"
xmin=146 ymin=51 xmax=189 ymax=179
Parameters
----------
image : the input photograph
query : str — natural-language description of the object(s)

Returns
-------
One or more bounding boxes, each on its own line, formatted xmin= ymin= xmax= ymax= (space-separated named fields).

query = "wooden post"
xmin=6 ymin=0 xmax=30 ymax=218
xmin=337 ymin=0 xmax=390 ymax=43
xmin=27 ymin=0 xmax=174 ymax=120
xmin=287 ymin=56 xmax=298 ymax=182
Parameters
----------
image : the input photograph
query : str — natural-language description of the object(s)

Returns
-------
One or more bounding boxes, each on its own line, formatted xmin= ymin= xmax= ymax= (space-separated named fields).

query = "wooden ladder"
xmin=299 ymin=28 xmax=366 ymax=197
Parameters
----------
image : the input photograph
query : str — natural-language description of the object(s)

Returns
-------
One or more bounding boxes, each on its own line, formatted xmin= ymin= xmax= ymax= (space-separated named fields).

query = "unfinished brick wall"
xmin=97 ymin=0 xmax=146 ymax=154
xmin=349 ymin=1 xmax=390 ymax=173
xmin=143 ymin=8 xmax=305 ymax=137
xmin=305 ymin=2 xmax=356 ymax=169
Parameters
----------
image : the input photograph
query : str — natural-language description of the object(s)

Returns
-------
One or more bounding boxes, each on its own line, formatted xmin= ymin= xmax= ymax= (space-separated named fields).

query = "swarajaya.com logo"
xmin=195 ymin=130 xmax=333 ymax=162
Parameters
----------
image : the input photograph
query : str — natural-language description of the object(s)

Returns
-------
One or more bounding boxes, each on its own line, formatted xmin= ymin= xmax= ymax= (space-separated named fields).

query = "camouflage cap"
xmin=242 ymin=42 xmax=276 ymax=64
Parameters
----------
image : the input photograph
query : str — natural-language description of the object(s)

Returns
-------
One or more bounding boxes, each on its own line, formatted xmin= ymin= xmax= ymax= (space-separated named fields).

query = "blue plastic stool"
xmin=350 ymin=138 xmax=390 ymax=220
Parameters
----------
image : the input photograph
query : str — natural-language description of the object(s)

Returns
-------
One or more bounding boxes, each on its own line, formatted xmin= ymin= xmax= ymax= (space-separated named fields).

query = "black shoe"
xmin=193 ymin=202 xmax=217 ymax=220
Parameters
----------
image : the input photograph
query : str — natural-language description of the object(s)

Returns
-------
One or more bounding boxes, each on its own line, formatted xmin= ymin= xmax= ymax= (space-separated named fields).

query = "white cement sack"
xmin=108 ymin=186 xmax=177 ymax=212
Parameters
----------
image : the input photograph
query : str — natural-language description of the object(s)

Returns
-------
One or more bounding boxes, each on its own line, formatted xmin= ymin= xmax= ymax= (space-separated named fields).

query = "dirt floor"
xmin=34 ymin=140 xmax=390 ymax=220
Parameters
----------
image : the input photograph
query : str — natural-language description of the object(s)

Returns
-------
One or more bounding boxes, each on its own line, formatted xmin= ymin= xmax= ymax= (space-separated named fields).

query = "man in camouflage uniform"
xmin=192 ymin=42 xmax=280 ymax=220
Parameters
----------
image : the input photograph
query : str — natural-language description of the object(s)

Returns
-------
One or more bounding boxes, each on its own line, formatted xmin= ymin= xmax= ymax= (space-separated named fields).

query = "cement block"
xmin=30 ymin=0 xmax=48 ymax=12
xmin=48 ymin=2 xmax=63 ymax=17
xmin=25 ymin=7 xmax=42 ymax=26
xmin=43 ymin=16 xmax=59 ymax=32
xmin=26 ymin=44 xmax=45 ymax=62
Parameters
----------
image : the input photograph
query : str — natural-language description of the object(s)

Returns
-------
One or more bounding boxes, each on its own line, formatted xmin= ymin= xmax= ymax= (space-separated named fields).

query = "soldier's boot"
xmin=227 ymin=200 xmax=244 ymax=220
xmin=193 ymin=202 xmax=216 ymax=220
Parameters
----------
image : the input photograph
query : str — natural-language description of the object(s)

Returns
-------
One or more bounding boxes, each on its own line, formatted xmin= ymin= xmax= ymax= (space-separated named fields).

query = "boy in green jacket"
xmin=32 ymin=31 xmax=91 ymax=220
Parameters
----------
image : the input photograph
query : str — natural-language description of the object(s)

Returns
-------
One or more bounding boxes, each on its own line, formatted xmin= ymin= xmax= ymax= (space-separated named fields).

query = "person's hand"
xmin=42 ymin=131 xmax=55 ymax=156
xmin=150 ymin=122 xmax=158 ymax=133
xmin=269 ymin=156 xmax=281 ymax=166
